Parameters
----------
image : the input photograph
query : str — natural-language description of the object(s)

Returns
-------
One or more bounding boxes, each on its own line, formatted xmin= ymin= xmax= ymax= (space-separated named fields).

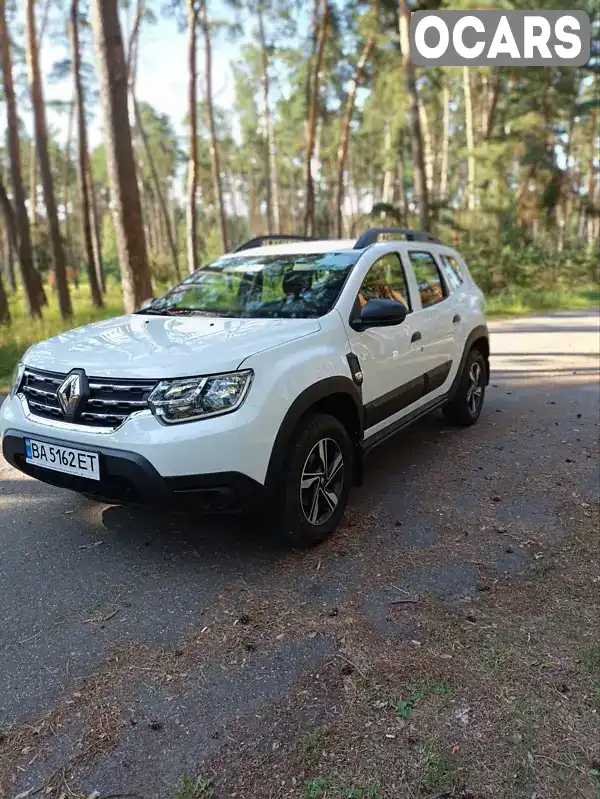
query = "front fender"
xmin=263 ymin=375 xmax=363 ymax=491
xmin=240 ymin=313 xmax=362 ymax=489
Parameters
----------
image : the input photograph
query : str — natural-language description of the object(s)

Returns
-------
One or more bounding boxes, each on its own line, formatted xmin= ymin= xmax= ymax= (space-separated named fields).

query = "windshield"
xmin=140 ymin=251 xmax=360 ymax=319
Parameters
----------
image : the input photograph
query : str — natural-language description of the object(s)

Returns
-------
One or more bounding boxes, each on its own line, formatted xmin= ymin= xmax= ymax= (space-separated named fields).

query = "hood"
xmin=24 ymin=314 xmax=321 ymax=378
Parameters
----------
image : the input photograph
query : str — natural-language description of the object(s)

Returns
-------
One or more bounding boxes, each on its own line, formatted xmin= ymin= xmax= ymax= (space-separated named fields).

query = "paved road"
xmin=0 ymin=310 xmax=598 ymax=797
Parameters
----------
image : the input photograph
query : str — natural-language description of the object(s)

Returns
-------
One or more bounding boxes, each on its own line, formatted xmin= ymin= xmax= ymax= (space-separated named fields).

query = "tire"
xmin=272 ymin=412 xmax=353 ymax=548
xmin=443 ymin=348 xmax=486 ymax=426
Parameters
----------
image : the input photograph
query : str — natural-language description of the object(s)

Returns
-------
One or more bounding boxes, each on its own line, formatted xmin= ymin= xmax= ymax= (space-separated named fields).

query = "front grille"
xmin=19 ymin=367 xmax=156 ymax=430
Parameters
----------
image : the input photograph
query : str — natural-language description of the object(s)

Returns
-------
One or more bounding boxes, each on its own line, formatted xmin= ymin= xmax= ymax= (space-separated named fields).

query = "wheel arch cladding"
xmin=448 ymin=325 xmax=490 ymax=399
xmin=470 ymin=332 xmax=490 ymax=384
xmin=265 ymin=377 xmax=363 ymax=491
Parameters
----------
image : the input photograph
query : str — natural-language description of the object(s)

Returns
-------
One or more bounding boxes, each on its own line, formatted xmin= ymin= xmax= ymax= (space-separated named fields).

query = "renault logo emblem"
xmin=57 ymin=369 xmax=88 ymax=421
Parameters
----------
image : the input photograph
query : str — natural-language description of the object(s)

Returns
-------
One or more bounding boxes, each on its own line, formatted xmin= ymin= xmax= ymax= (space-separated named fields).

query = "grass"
xmin=389 ymin=678 xmax=453 ymax=720
xmin=485 ymin=287 xmax=599 ymax=316
xmin=298 ymin=727 xmax=329 ymax=765
xmin=173 ymin=773 xmax=215 ymax=799
xmin=299 ymin=779 xmax=383 ymax=799
xmin=417 ymin=746 xmax=460 ymax=795
xmin=0 ymin=281 xmax=124 ymax=392
xmin=583 ymin=646 xmax=600 ymax=679
xmin=0 ymin=280 xmax=598 ymax=392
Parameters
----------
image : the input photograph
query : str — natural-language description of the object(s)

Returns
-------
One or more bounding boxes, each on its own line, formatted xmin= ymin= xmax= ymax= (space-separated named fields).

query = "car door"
xmin=402 ymin=249 xmax=458 ymax=400
xmin=343 ymin=252 xmax=425 ymax=434
xmin=436 ymin=250 xmax=470 ymax=355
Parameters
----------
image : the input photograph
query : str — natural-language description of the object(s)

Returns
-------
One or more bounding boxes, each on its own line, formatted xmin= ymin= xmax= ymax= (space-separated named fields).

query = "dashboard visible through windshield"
xmin=141 ymin=252 xmax=361 ymax=319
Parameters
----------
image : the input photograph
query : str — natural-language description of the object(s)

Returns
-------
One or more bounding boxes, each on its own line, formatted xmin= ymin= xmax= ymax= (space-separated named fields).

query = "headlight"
xmin=148 ymin=370 xmax=253 ymax=424
xmin=10 ymin=362 xmax=25 ymax=397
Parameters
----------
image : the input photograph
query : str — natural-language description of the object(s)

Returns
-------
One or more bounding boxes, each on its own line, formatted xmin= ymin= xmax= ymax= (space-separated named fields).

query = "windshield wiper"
xmin=138 ymin=307 xmax=231 ymax=318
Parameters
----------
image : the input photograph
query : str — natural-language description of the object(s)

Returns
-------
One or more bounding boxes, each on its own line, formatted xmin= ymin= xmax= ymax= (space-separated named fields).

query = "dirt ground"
xmin=0 ymin=310 xmax=599 ymax=799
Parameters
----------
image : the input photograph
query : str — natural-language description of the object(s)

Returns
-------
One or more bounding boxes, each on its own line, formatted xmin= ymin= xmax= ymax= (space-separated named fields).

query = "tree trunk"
xmin=463 ymin=66 xmax=476 ymax=212
xmin=90 ymin=0 xmax=152 ymax=313
xmin=516 ymin=69 xmax=550 ymax=224
xmin=0 ymin=265 xmax=9 ymax=324
xmin=26 ymin=0 xmax=72 ymax=318
xmin=440 ymin=82 xmax=450 ymax=201
xmin=303 ymin=0 xmax=328 ymax=236
xmin=199 ymin=0 xmax=228 ymax=253
xmin=0 ymin=174 xmax=18 ymax=298
xmin=0 ymin=192 xmax=17 ymax=293
xmin=71 ymin=0 xmax=102 ymax=307
xmin=485 ymin=70 xmax=500 ymax=140
xmin=186 ymin=0 xmax=199 ymax=273
xmin=4 ymin=224 xmax=16 ymax=293
xmin=126 ymin=0 xmax=144 ymax=90
xmin=26 ymin=0 xmax=53 ymax=233
xmin=0 ymin=0 xmax=45 ymax=316
xmin=399 ymin=0 xmax=428 ymax=230
xmin=86 ymin=151 xmax=105 ymax=292
xmin=398 ymin=131 xmax=408 ymax=225
xmin=586 ymin=110 xmax=598 ymax=246
xmin=62 ymin=93 xmax=76 ymax=274
xmin=133 ymin=96 xmax=181 ymax=280
xmin=558 ymin=111 xmax=574 ymax=250
xmin=418 ymin=98 xmax=434 ymax=202
xmin=334 ymin=31 xmax=375 ymax=238
xmin=29 ymin=140 xmax=38 ymax=227
xmin=0 ymin=175 xmax=18 ymax=252
xmin=258 ymin=5 xmax=280 ymax=234
xmin=381 ymin=121 xmax=394 ymax=207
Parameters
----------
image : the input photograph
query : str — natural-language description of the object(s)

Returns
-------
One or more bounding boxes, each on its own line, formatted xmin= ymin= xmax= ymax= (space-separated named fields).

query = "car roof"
xmin=219 ymin=239 xmax=358 ymax=258
xmin=219 ymin=239 xmax=459 ymax=260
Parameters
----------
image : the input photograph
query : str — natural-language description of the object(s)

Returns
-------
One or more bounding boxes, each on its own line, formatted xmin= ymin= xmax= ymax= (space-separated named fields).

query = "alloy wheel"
xmin=300 ymin=437 xmax=344 ymax=526
xmin=466 ymin=361 xmax=483 ymax=415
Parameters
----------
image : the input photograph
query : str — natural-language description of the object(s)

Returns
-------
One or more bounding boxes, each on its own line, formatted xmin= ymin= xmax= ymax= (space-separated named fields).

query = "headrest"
xmin=282 ymin=271 xmax=311 ymax=296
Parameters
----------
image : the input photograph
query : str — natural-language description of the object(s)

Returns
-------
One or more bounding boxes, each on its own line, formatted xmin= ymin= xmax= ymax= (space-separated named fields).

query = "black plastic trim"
xmin=364 ymin=375 xmax=424 ymax=428
xmin=2 ymin=429 xmax=265 ymax=512
xmin=346 ymin=353 xmax=363 ymax=386
xmin=264 ymin=376 xmax=364 ymax=490
xmin=363 ymin=395 xmax=448 ymax=454
xmin=354 ymin=228 xmax=441 ymax=248
xmin=448 ymin=325 xmax=490 ymax=398
xmin=363 ymin=359 xmax=453 ymax=429
xmin=425 ymin=360 xmax=452 ymax=393
xmin=234 ymin=235 xmax=315 ymax=253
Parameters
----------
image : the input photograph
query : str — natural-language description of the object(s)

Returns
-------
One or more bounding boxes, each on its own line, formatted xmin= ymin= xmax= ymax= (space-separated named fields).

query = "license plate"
xmin=24 ymin=438 xmax=100 ymax=481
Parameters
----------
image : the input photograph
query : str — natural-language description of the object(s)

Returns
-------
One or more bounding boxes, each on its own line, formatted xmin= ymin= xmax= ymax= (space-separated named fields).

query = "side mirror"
xmin=350 ymin=298 xmax=408 ymax=332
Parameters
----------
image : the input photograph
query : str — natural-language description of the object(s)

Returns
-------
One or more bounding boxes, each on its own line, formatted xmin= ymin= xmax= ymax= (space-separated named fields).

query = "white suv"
xmin=1 ymin=229 xmax=489 ymax=547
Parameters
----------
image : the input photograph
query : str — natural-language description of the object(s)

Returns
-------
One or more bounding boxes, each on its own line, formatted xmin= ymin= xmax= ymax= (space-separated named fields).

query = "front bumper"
xmin=2 ymin=429 xmax=265 ymax=512
xmin=1 ymin=390 xmax=275 ymax=485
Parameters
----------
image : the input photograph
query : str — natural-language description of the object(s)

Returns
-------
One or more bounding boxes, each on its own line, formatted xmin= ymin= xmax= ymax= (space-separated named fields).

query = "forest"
xmin=0 ymin=0 xmax=598 ymax=386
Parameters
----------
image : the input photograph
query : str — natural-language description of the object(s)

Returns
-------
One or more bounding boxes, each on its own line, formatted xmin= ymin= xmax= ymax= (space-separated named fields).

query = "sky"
xmin=37 ymin=3 xmax=240 ymax=150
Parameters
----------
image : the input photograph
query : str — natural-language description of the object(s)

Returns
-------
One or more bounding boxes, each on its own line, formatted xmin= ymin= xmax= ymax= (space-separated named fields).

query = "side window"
xmin=408 ymin=251 xmax=447 ymax=308
xmin=357 ymin=253 xmax=411 ymax=310
xmin=438 ymin=254 xmax=463 ymax=292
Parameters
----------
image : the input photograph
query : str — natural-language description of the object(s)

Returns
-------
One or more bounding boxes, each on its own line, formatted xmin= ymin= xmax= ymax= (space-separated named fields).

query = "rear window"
xmin=438 ymin=254 xmax=463 ymax=292
xmin=408 ymin=251 xmax=447 ymax=308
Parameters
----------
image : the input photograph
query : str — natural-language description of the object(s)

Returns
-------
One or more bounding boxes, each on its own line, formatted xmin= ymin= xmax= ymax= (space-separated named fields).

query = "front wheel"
xmin=273 ymin=412 xmax=353 ymax=548
xmin=443 ymin=348 xmax=486 ymax=426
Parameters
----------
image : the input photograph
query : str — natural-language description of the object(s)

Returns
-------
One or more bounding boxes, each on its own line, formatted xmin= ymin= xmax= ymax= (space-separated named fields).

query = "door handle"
xmin=411 ymin=331 xmax=422 ymax=343
xmin=453 ymin=314 xmax=461 ymax=324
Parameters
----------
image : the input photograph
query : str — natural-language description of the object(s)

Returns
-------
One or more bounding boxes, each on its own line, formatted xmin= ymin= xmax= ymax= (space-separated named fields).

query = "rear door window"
xmin=407 ymin=251 xmax=447 ymax=308
xmin=438 ymin=254 xmax=463 ymax=292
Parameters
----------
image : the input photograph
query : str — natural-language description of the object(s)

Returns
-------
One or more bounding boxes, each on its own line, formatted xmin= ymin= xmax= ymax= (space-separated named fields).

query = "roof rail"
xmin=354 ymin=228 xmax=441 ymax=249
xmin=234 ymin=235 xmax=316 ymax=253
